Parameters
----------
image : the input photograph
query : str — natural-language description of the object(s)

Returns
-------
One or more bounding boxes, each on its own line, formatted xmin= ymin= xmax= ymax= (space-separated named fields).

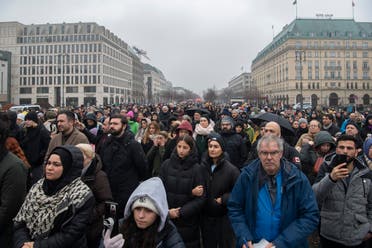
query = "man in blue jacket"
xmin=228 ymin=135 xmax=319 ymax=248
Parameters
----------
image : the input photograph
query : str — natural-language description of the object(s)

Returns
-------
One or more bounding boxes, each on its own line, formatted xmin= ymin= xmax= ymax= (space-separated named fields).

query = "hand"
xmin=215 ymin=197 xmax=222 ymax=204
xmin=330 ymin=163 xmax=349 ymax=181
xmin=363 ymin=232 xmax=372 ymax=241
xmin=308 ymin=141 xmax=314 ymax=146
xmin=265 ymin=242 xmax=275 ymax=248
xmin=169 ymin=207 xmax=181 ymax=219
xmin=103 ymin=228 xmax=125 ymax=248
xmin=192 ymin=185 xmax=204 ymax=196
xmin=22 ymin=242 xmax=34 ymax=248
xmin=242 ymin=240 xmax=253 ymax=248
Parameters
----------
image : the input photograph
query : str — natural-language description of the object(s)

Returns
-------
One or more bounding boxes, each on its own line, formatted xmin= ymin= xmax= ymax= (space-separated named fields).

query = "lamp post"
xmin=58 ymin=53 xmax=69 ymax=108
xmin=295 ymin=50 xmax=306 ymax=109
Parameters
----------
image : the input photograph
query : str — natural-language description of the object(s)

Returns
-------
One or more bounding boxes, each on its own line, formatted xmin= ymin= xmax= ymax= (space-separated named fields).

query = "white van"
xmin=9 ymin=104 xmax=41 ymax=112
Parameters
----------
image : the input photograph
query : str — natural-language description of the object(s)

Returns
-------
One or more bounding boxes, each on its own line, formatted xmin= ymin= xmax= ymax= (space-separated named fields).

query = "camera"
xmin=104 ymin=201 xmax=119 ymax=237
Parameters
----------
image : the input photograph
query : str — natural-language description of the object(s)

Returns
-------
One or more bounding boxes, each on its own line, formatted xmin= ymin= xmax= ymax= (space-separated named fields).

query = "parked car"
xmin=9 ymin=104 xmax=41 ymax=112
xmin=293 ymin=102 xmax=312 ymax=110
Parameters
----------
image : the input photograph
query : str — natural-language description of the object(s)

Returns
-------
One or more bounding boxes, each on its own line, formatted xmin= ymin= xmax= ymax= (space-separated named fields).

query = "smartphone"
xmin=332 ymin=154 xmax=348 ymax=167
xmin=104 ymin=201 xmax=119 ymax=237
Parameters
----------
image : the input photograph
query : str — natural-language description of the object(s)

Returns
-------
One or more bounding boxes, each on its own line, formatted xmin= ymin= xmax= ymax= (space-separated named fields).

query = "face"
xmin=322 ymin=116 xmax=332 ymax=126
xmin=57 ymin=114 xmax=74 ymax=134
xmin=258 ymin=141 xmax=283 ymax=175
xmin=177 ymin=140 xmax=191 ymax=159
xmin=87 ymin=119 xmax=95 ymax=126
xmin=199 ymin=118 xmax=209 ymax=128
xmin=24 ymin=119 xmax=36 ymax=128
xmin=319 ymin=143 xmax=332 ymax=154
xmin=45 ymin=154 xmax=64 ymax=180
xmin=232 ymin=112 xmax=238 ymax=118
xmin=109 ymin=118 xmax=125 ymax=136
xmin=264 ymin=122 xmax=280 ymax=137
xmin=102 ymin=118 xmax=110 ymax=133
xmin=235 ymin=126 xmax=243 ymax=133
xmin=336 ymin=140 xmax=358 ymax=161
xmin=299 ymin=122 xmax=307 ymax=129
xmin=148 ymin=124 xmax=156 ymax=134
xmin=345 ymin=125 xmax=358 ymax=136
xmin=292 ymin=121 xmax=299 ymax=129
xmin=178 ymin=129 xmax=189 ymax=137
xmin=309 ymin=121 xmax=321 ymax=134
xmin=193 ymin=112 xmax=201 ymax=121
xmin=141 ymin=121 xmax=147 ymax=129
xmin=221 ymin=122 xmax=232 ymax=131
xmin=208 ymin=140 xmax=223 ymax=159
xmin=133 ymin=207 xmax=158 ymax=229
xmin=368 ymin=146 xmax=372 ymax=158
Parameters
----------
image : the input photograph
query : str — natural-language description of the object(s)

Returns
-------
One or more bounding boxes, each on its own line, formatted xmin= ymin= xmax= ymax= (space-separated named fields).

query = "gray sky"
xmin=1 ymin=0 xmax=372 ymax=95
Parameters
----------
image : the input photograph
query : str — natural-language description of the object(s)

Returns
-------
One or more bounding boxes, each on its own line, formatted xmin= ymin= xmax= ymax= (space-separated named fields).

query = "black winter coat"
xmin=200 ymin=156 xmax=240 ymax=217
xmin=20 ymin=125 xmax=50 ymax=168
xmin=159 ymin=150 xmax=205 ymax=248
xmin=220 ymin=130 xmax=248 ymax=169
xmin=99 ymin=130 xmax=148 ymax=218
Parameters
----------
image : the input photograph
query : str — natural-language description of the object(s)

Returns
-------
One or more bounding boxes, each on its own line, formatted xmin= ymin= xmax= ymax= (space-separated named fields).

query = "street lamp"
xmin=59 ymin=53 xmax=69 ymax=108
xmin=295 ymin=50 xmax=306 ymax=109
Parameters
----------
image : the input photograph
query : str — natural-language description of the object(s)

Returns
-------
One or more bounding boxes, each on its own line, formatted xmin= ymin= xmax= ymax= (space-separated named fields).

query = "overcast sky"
xmin=1 ymin=0 xmax=372 ymax=95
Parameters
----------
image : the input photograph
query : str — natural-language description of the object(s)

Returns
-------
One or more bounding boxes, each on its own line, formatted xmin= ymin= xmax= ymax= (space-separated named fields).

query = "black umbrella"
xmin=251 ymin=112 xmax=294 ymax=135
xmin=185 ymin=108 xmax=211 ymax=117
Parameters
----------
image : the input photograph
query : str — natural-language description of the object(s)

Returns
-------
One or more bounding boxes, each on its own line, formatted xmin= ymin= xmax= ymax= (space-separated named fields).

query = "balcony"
xmin=324 ymin=66 xmax=342 ymax=70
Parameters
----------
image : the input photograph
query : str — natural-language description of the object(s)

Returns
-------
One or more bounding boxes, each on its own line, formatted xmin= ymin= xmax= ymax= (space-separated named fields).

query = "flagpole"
xmin=352 ymin=1 xmax=355 ymax=20
xmin=296 ymin=2 xmax=298 ymax=19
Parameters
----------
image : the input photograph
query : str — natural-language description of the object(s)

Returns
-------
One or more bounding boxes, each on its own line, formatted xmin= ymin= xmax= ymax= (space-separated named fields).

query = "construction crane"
xmin=132 ymin=46 xmax=150 ymax=60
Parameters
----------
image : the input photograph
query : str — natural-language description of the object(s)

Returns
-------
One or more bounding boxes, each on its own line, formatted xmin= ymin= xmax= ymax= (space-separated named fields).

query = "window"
xmin=20 ymin=87 xmax=32 ymax=94
xmin=84 ymin=86 xmax=96 ymax=92
xmin=36 ymin=87 xmax=49 ymax=94
xmin=363 ymin=51 xmax=368 ymax=58
xmin=66 ymin=86 xmax=79 ymax=93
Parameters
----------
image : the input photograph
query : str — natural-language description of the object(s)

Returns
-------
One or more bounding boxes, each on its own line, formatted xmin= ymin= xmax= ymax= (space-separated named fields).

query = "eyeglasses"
xmin=259 ymin=151 xmax=281 ymax=157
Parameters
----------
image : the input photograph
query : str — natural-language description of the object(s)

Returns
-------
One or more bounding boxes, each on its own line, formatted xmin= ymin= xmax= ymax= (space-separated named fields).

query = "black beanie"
xmin=208 ymin=132 xmax=226 ymax=152
xmin=50 ymin=147 xmax=73 ymax=175
xmin=25 ymin=111 xmax=39 ymax=124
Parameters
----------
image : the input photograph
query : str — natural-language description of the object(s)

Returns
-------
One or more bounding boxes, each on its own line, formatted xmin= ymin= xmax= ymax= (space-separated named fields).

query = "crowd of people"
xmin=0 ymin=102 xmax=372 ymax=248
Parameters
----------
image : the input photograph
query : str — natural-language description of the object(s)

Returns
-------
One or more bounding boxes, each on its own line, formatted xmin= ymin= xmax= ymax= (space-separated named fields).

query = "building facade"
xmin=0 ymin=50 xmax=11 ymax=104
xmin=144 ymin=63 xmax=172 ymax=104
xmin=228 ymin=72 xmax=251 ymax=96
xmin=251 ymin=18 xmax=372 ymax=108
xmin=0 ymin=21 xmax=134 ymax=107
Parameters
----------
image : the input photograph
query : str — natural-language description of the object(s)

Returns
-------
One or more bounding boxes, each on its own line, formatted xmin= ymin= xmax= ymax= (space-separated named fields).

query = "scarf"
xmin=193 ymin=123 xmax=214 ymax=139
xmin=14 ymin=178 xmax=92 ymax=240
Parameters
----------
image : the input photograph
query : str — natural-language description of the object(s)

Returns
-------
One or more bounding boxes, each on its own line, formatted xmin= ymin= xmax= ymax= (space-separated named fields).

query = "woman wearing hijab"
xmin=13 ymin=145 xmax=94 ymax=248
xmin=103 ymin=177 xmax=185 ymax=248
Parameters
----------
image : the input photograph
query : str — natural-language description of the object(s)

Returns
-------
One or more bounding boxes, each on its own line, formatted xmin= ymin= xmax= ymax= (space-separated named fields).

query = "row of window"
xmin=21 ymin=43 xmax=102 ymax=55
xmin=20 ymin=64 xmax=101 ymax=76
xmin=20 ymin=75 xmax=100 ymax=86
xmin=18 ymin=34 xmax=100 ymax=44
xmin=295 ymin=81 xmax=370 ymax=90
xmin=296 ymin=40 xmax=369 ymax=49
xmin=20 ymin=86 xmax=97 ymax=94
xmin=297 ymin=50 xmax=368 ymax=59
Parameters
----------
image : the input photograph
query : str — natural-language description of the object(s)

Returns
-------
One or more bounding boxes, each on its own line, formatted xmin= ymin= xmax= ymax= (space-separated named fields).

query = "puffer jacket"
xmin=159 ymin=148 xmax=205 ymax=248
xmin=312 ymin=154 xmax=372 ymax=246
xmin=219 ymin=130 xmax=247 ymax=169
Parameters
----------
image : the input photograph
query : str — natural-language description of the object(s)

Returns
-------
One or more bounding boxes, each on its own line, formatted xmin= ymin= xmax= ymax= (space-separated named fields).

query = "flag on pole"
xmin=293 ymin=0 xmax=297 ymax=5
xmin=352 ymin=0 xmax=355 ymax=7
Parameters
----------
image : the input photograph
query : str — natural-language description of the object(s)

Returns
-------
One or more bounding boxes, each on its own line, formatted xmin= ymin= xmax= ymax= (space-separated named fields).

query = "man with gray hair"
xmin=228 ymin=135 xmax=319 ymax=248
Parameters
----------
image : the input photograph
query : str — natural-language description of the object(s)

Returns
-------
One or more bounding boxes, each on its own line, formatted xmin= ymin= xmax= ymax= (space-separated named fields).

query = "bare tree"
xmin=203 ymin=88 xmax=218 ymax=103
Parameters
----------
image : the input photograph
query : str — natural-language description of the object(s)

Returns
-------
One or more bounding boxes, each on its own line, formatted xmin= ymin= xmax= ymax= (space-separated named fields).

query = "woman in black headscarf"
xmin=13 ymin=145 xmax=94 ymax=248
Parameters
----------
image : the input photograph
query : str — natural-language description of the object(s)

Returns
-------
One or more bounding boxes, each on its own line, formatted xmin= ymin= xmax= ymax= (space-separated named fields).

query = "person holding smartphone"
xmin=313 ymin=135 xmax=372 ymax=247
xmin=103 ymin=177 xmax=185 ymax=248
